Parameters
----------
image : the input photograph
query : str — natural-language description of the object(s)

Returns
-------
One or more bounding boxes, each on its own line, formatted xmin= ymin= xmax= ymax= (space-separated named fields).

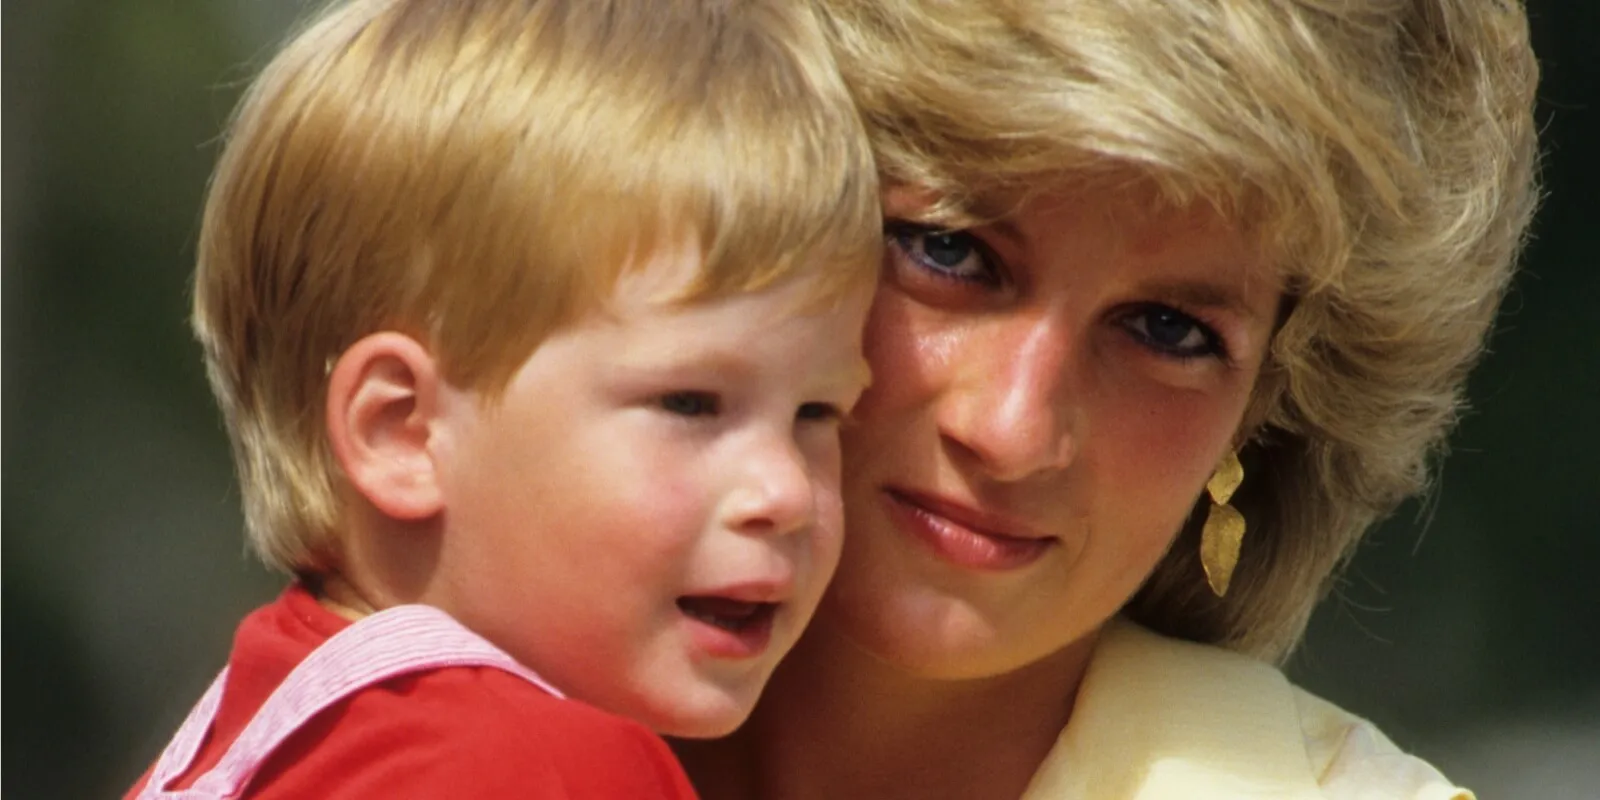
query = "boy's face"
xmin=426 ymin=246 xmax=872 ymax=737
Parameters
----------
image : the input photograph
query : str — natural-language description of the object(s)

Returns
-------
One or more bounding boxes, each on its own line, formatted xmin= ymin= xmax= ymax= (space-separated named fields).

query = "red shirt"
xmin=126 ymin=585 xmax=698 ymax=799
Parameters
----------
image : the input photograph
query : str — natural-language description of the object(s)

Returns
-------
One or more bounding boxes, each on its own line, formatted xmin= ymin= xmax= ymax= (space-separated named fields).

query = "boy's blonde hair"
xmin=815 ymin=0 xmax=1538 ymax=660
xmin=197 ymin=0 xmax=880 ymax=574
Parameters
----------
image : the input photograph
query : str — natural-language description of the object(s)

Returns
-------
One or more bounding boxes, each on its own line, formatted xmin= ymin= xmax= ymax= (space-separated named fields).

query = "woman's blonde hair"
xmin=196 ymin=0 xmax=880 ymax=574
xmin=816 ymin=0 xmax=1539 ymax=660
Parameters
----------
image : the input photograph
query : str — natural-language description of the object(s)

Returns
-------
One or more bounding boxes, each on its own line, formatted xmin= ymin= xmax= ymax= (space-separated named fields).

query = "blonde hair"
xmin=197 ymin=0 xmax=880 ymax=574
xmin=816 ymin=0 xmax=1539 ymax=660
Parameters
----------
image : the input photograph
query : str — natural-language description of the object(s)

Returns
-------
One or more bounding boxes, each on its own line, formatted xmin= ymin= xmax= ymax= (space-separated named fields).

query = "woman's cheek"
xmin=1095 ymin=378 xmax=1248 ymax=527
xmin=854 ymin=288 xmax=931 ymax=418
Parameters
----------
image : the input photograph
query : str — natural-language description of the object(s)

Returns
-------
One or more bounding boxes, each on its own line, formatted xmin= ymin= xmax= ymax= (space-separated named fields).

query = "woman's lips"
xmin=882 ymin=488 xmax=1056 ymax=571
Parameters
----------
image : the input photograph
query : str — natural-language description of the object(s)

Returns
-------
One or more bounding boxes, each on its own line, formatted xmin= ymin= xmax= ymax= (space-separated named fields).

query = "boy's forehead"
xmin=603 ymin=242 xmax=853 ymax=317
xmin=583 ymin=281 xmax=874 ymax=392
xmin=609 ymin=239 xmax=707 ymax=309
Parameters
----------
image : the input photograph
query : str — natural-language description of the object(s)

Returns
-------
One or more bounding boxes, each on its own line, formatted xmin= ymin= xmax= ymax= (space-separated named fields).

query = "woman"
xmin=675 ymin=0 xmax=1538 ymax=797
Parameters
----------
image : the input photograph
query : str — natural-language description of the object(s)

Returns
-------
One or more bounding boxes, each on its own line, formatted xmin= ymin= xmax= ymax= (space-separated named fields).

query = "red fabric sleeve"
xmin=144 ymin=667 xmax=696 ymax=799
xmin=123 ymin=587 xmax=695 ymax=799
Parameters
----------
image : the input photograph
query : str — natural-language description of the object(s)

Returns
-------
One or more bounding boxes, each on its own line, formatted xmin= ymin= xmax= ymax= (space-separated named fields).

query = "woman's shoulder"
xmin=1021 ymin=619 xmax=1470 ymax=799
xmin=1292 ymin=688 xmax=1471 ymax=800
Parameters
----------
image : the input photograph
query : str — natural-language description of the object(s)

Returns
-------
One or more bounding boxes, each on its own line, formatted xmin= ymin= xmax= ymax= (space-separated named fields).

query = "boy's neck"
xmin=310 ymin=571 xmax=381 ymax=622
xmin=678 ymin=621 xmax=1099 ymax=800
xmin=309 ymin=504 xmax=445 ymax=622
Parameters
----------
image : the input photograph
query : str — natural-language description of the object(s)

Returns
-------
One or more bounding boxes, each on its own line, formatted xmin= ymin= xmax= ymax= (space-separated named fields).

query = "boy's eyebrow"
xmin=613 ymin=347 xmax=757 ymax=378
xmin=613 ymin=348 xmax=873 ymax=390
xmin=835 ymin=357 xmax=873 ymax=390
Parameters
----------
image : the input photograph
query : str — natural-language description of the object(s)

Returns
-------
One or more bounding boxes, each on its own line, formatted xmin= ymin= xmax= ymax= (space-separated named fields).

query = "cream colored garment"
xmin=1021 ymin=620 xmax=1471 ymax=800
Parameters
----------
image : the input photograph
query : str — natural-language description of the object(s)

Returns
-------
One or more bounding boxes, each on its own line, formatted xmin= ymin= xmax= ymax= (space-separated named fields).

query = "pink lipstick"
xmin=883 ymin=489 xmax=1056 ymax=571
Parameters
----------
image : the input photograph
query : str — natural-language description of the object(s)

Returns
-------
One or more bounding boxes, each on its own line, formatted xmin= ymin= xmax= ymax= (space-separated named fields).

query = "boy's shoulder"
xmin=251 ymin=665 xmax=697 ymax=798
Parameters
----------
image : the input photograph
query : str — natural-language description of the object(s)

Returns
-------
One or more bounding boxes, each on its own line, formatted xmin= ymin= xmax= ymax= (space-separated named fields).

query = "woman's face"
xmin=819 ymin=184 xmax=1282 ymax=679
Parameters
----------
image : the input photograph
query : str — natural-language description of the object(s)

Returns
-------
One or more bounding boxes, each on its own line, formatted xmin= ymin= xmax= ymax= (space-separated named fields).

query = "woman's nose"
xmin=721 ymin=435 xmax=817 ymax=537
xmin=939 ymin=317 xmax=1076 ymax=482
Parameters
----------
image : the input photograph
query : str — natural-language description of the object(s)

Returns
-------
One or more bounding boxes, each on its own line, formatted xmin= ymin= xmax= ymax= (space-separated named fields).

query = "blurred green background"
xmin=4 ymin=2 xmax=1596 ymax=797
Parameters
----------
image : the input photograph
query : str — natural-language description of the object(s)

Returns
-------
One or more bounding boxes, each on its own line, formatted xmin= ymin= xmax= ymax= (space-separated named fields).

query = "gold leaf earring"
xmin=1200 ymin=451 xmax=1246 ymax=597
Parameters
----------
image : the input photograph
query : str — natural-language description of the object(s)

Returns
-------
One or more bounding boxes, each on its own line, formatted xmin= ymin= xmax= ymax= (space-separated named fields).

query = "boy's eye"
xmin=795 ymin=402 xmax=842 ymax=422
xmin=660 ymin=391 xmax=720 ymax=417
xmin=1120 ymin=305 xmax=1223 ymax=359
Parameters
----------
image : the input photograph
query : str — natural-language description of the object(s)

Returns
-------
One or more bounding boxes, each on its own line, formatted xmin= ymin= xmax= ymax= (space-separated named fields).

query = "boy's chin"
xmin=660 ymin=716 xmax=745 ymax=740
xmin=641 ymin=684 xmax=760 ymax=740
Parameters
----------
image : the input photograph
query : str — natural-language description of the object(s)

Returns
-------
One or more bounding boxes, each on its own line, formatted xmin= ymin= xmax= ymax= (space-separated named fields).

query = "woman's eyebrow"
xmin=983 ymin=218 xmax=1027 ymax=253
xmin=1138 ymin=278 xmax=1268 ymax=323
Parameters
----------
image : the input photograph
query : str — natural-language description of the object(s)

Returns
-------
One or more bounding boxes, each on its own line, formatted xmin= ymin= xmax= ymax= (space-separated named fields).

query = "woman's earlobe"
xmin=325 ymin=332 xmax=446 ymax=521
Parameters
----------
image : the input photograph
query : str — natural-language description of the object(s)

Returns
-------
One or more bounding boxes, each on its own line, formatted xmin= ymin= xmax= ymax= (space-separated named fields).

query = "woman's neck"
xmin=679 ymin=622 xmax=1100 ymax=800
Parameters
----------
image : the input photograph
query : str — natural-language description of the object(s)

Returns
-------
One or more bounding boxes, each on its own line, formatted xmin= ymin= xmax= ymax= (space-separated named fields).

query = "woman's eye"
xmin=1121 ymin=306 xmax=1223 ymax=359
xmin=886 ymin=222 xmax=997 ymax=285
xmin=659 ymin=391 xmax=720 ymax=417
xmin=795 ymin=401 xmax=842 ymax=422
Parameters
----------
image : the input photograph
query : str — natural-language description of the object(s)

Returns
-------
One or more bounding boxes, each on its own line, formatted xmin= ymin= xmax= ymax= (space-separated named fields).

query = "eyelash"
xmin=658 ymin=392 xmax=845 ymax=423
xmin=1116 ymin=305 xmax=1229 ymax=362
xmin=885 ymin=219 xmax=1232 ymax=364
xmin=659 ymin=391 xmax=720 ymax=417
xmin=796 ymin=402 xmax=843 ymax=422
xmin=884 ymin=220 xmax=1002 ymax=287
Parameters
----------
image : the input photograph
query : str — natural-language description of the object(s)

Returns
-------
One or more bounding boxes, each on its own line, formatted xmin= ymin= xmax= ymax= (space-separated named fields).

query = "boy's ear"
xmin=326 ymin=332 xmax=446 ymax=521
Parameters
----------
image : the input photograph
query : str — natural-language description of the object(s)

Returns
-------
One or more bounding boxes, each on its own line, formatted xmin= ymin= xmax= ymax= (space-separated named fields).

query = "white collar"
xmin=1022 ymin=619 xmax=1325 ymax=799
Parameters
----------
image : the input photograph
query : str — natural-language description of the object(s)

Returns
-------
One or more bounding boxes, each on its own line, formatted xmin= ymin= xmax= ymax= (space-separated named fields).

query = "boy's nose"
xmin=722 ymin=437 xmax=816 ymax=537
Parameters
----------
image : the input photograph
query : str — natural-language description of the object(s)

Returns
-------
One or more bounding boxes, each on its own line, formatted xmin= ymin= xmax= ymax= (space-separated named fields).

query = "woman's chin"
xmin=815 ymin=576 xmax=1021 ymax=681
xmin=814 ymin=532 xmax=1113 ymax=683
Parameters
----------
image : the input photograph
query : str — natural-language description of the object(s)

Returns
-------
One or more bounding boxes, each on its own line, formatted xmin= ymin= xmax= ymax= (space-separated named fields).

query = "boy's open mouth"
xmin=676 ymin=596 xmax=779 ymax=633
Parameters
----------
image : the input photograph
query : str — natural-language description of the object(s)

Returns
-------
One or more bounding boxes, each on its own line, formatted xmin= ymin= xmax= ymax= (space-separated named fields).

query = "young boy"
xmin=127 ymin=0 xmax=880 ymax=796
